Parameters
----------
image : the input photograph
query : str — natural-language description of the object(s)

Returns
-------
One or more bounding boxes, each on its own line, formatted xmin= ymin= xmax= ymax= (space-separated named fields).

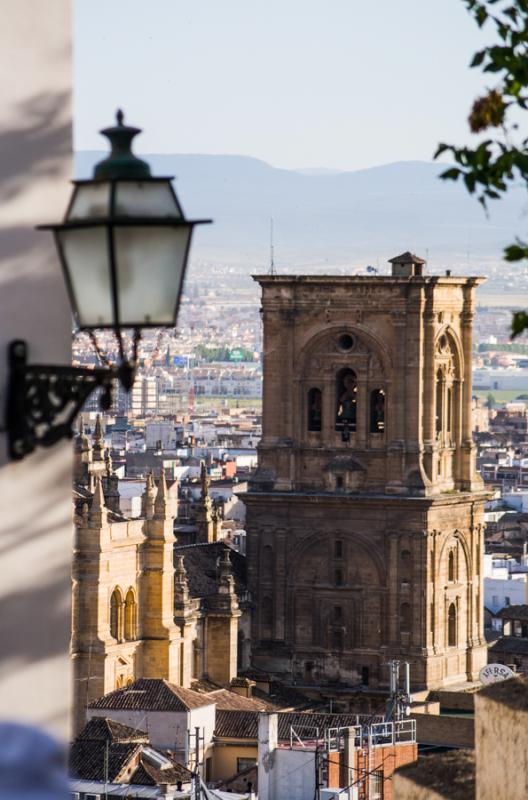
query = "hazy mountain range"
xmin=76 ymin=152 xmax=527 ymax=271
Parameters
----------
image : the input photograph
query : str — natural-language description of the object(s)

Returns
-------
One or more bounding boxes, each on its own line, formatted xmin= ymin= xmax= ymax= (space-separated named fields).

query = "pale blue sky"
xmin=75 ymin=0 xmax=490 ymax=171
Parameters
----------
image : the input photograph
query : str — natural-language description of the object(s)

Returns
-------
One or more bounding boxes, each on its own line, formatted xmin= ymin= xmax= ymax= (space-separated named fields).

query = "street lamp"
xmin=6 ymin=111 xmax=211 ymax=460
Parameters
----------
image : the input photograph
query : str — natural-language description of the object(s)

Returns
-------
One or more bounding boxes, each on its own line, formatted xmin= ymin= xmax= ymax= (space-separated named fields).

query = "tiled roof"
xmin=209 ymin=689 xmax=277 ymax=712
xmin=388 ymin=251 xmax=426 ymax=265
xmin=190 ymin=680 xmax=278 ymax=711
xmin=89 ymin=678 xmax=214 ymax=713
xmin=214 ymin=710 xmax=370 ymax=740
xmin=130 ymin=757 xmax=191 ymax=786
xmin=174 ymin=542 xmax=247 ymax=598
xmin=77 ymin=717 xmax=147 ymax=743
xmin=251 ymin=681 xmax=313 ymax=710
xmin=70 ymin=719 xmax=191 ymax=787
xmin=489 ymin=636 xmax=528 ymax=655
xmin=69 ymin=740 xmax=140 ymax=782
xmin=498 ymin=605 xmax=528 ymax=621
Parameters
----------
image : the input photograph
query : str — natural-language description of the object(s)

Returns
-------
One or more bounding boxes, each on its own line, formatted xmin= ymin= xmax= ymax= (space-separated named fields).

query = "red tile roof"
xmin=89 ymin=678 xmax=214 ymax=713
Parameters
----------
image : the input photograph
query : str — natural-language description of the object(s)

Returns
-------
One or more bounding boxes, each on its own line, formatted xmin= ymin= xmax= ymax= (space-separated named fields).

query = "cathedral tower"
xmin=245 ymin=253 xmax=489 ymax=689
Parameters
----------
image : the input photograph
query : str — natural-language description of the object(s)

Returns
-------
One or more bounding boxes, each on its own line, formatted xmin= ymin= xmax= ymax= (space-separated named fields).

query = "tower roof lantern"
xmin=388 ymin=251 xmax=427 ymax=277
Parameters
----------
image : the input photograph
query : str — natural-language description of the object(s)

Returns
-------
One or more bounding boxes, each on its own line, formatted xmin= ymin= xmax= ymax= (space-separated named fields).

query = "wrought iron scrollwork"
xmin=6 ymin=340 xmax=119 ymax=460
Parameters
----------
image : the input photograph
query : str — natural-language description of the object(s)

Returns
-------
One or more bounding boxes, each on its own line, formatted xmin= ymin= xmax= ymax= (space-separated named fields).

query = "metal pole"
xmin=195 ymin=726 xmax=201 ymax=800
xmin=315 ymin=745 xmax=321 ymax=800
xmin=404 ymin=661 xmax=410 ymax=695
xmin=104 ymin=738 xmax=109 ymax=800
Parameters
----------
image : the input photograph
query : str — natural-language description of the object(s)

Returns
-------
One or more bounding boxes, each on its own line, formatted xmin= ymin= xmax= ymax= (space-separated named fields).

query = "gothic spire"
xmin=174 ymin=554 xmax=190 ymax=605
xmin=142 ymin=471 xmax=156 ymax=519
xmin=154 ymin=468 xmax=170 ymax=519
xmin=200 ymin=460 xmax=209 ymax=499
xmin=89 ymin=476 xmax=107 ymax=526
xmin=105 ymin=450 xmax=113 ymax=477
xmin=93 ymin=414 xmax=105 ymax=461
xmin=217 ymin=547 xmax=236 ymax=595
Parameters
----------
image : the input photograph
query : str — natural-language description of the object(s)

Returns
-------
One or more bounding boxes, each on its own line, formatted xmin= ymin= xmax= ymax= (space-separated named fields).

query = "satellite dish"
xmin=479 ymin=663 xmax=515 ymax=685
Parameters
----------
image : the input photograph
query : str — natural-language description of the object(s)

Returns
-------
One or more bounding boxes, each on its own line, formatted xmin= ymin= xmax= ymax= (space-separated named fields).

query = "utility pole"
xmin=314 ymin=744 xmax=322 ymax=800
xmin=194 ymin=725 xmax=202 ymax=800
xmin=385 ymin=660 xmax=411 ymax=721
xmin=103 ymin=737 xmax=109 ymax=800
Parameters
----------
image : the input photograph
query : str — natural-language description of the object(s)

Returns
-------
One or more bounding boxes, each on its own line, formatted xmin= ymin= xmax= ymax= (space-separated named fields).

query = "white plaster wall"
xmin=88 ymin=706 xmax=214 ymax=756
xmin=484 ymin=576 xmax=528 ymax=613
xmin=272 ymin=749 xmax=316 ymax=800
xmin=0 ymin=1 xmax=72 ymax=739
xmin=188 ymin=703 xmax=217 ymax=753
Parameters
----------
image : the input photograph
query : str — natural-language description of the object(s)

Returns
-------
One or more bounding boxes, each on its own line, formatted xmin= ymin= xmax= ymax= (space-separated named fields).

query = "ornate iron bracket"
xmin=6 ymin=340 xmax=122 ymax=460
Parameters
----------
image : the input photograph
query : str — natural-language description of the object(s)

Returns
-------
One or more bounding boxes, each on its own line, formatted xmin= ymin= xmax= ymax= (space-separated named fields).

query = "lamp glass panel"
xmin=114 ymin=181 xmax=182 ymax=218
xmin=58 ymin=226 xmax=114 ymax=327
xmin=67 ymin=183 xmax=110 ymax=220
xmin=113 ymin=225 xmax=191 ymax=326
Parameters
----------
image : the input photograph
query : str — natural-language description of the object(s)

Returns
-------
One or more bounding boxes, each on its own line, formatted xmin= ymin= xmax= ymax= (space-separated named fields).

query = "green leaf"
xmin=476 ymin=5 xmax=488 ymax=26
xmin=464 ymin=172 xmax=477 ymax=192
xmin=434 ymin=143 xmax=450 ymax=159
xmin=512 ymin=311 xmax=528 ymax=338
xmin=440 ymin=167 xmax=461 ymax=180
xmin=504 ymin=243 xmax=528 ymax=261
xmin=470 ymin=50 xmax=486 ymax=67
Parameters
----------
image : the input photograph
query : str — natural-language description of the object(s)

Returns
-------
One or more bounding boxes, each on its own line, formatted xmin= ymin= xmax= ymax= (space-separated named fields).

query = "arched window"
xmin=400 ymin=550 xmax=412 ymax=583
xmin=370 ymin=389 xmax=386 ymax=433
xmin=307 ymin=388 xmax=322 ymax=432
xmin=400 ymin=602 xmax=411 ymax=632
xmin=110 ymin=588 xmax=123 ymax=640
xmin=448 ymin=551 xmax=455 ymax=582
xmin=124 ymin=589 xmax=137 ymax=641
xmin=335 ymin=368 xmax=357 ymax=431
xmin=261 ymin=596 xmax=273 ymax=638
xmin=436 ymin=369 xmax=444 ymax=435
xmin=448 ymin=603 xmax=457 ymax=646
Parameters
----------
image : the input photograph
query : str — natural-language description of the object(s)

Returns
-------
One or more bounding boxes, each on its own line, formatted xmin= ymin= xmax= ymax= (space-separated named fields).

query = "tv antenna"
xmin=269 ymin=217 xmax=276 ymax=276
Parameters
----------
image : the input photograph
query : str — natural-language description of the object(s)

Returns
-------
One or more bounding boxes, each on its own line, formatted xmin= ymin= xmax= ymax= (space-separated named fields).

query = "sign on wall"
xmin=479 ymin=663 xmax=515 ymax=685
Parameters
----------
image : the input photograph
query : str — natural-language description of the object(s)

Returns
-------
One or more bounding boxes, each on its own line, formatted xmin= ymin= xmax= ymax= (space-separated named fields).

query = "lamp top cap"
xmin=388 ymin=251 xmax=427 ymax=277
xmin=93 ymin=109 xmax=151 ymax=181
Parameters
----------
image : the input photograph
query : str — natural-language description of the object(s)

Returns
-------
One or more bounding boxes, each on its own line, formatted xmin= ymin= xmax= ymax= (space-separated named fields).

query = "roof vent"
xmin=388 ymin=251 xmax=426 ymax=277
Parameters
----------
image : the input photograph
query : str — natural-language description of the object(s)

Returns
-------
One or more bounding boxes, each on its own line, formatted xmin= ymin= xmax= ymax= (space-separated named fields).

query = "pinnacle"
xmin=92 ymin=476 xmax=106 ymax=511
xmin=154 ymin=468 xmax=169 ymax=518
xmin=94 ymin=414 xmax=103 ymax=442
xmin=89 ymin=476 xmax=107 ymax=526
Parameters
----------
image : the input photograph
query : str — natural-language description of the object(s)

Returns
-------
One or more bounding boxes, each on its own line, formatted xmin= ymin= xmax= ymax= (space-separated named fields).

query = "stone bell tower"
xmin=245 ymin=252 xmax=490 ymax=690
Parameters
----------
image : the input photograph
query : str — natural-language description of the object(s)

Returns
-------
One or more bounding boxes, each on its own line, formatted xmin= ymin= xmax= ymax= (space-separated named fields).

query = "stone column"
xmin=403 ymin=288 xmax=426 ymax=486
xmin=461 ymin=284 xmax=476 ymax=489
xmin=386 ymin=532 xmax=400 ymax=646
xmin=422 ymin=290 xmax=437 ymax=483
xmin=274 ymin=529 xmax=286 ymax=640
xmin=355 ymin=371 xmax=368 ymax=449
xmin=386 ymin=311 xmax=407 ymax=491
